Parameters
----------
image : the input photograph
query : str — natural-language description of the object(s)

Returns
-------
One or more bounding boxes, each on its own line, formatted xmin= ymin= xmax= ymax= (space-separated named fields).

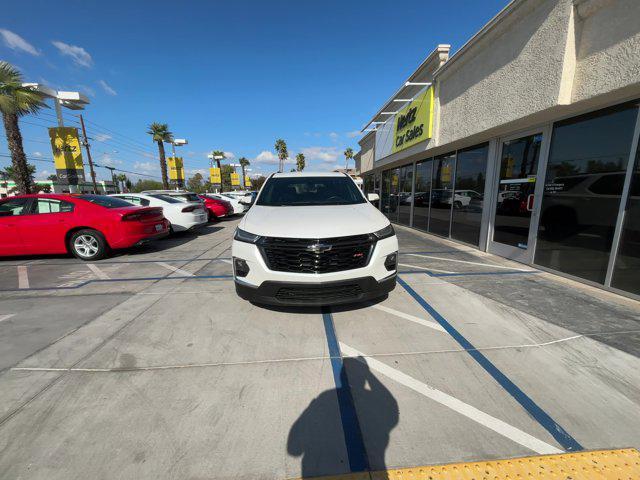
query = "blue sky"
xmin=1 ymin=0 xmax=508 ymax=182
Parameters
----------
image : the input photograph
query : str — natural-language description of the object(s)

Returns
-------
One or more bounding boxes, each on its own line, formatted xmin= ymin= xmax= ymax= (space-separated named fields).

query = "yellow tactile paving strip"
xmin=293 ymin=448 xmax=640 ymax=480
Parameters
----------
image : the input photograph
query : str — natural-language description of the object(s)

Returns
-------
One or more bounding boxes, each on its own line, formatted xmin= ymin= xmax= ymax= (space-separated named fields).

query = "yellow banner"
xmin=48 ymin=127 xmax=84 ymax=171
xmin=244 ymin=175 xmax=251 ymax=188
xmin=168 ymin=157 xmax=184 ymax=181
xmin=210 ymin=167 xmax=221 ymax=184
xmin=231 ymin=172 xmax=240 ymax=187
xmin=392 ymin=87 xmax=434 ymax=154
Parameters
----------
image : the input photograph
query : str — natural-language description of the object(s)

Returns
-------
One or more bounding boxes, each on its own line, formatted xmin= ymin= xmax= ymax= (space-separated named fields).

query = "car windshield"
xmin=149 ymin=194 xmax=182 ymax=204
xmin=77 ymin=195 xmax=134 ymax=208
xmin=256 ymin=176 xmax=366 ymax=206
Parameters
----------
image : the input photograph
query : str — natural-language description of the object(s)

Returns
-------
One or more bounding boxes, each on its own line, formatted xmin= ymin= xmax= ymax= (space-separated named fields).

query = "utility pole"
xmin=104 ymin=166 xmax=118 ymax=194
xmin=79 ymin=114 xmax=98 ymax=194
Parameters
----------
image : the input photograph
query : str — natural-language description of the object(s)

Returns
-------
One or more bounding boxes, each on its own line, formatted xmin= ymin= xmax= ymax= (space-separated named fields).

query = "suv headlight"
xmin=234 ymin=228 xmax=262 ymax=244
xmin=372 ymin=224 xmax=395 ymax=240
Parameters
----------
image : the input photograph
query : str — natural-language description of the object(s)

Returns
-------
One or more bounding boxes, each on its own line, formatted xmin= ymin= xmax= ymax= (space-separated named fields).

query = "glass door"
xmin=488 ymin=131 xmax=547 ymax=262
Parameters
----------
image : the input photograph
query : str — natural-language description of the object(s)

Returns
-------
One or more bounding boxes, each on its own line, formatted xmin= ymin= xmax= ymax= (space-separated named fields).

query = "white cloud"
xmin=0 ymin=29 xmax=39 ymax=56
xmin=186 ymin=168 xmax=207 ymax=177
xmin=100 ymin=153 xmax=122 ymax=167
xmin=98 ymin=79 xmax=117 ymax=96
xmin=254 ymin=150 xmax=294 ymax=165
xmin=346 ymin=130 xmax=361 ymax=138
xmin=51 ymin=40 xmax=93 ymax=67
xmin=224 ymin=151 xmax=235 ymax=160
xmin=31 ymin=151 xmax=43 ymax=157
xmin=78 ymin=84 xmax=95 ymax=97
xmin=93 ymin=133 xmax=112 ymax=142
xmin=133 ymin=161 xmax=155 ymax=173
xmin=329 ymin=132 xmax=339 ymax=140
xmin=300 ymin=146 xmax=341 ymax=163
xmin=36 ymin=169 xmax=52 ymax=179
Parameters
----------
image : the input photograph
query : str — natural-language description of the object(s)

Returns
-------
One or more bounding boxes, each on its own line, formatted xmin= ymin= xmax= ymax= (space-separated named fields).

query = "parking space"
xmin=1 ymin=220 xmax=639 ymax=479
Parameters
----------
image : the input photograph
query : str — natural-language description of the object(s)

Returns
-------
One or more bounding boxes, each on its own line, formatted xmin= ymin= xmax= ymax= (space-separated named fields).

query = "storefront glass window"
xmin=429 ymin=153 xmax=455 ymax=237
xmin=535 ymin=102 xmax=639 ymax=284
xmin=381 ymin=170 xmax=391 ymax=217
xmin=389 ymin=168 xmax=400 ymax=221
xmin=398 ymin=164 xmax=413 ymax=226
xmin=413 ymin=159 xmax=432 ymax=231
xmin=612 ymin=133 xmax=640 ymax=295
xmin=451 ymin=144 xmax=488 ymax=246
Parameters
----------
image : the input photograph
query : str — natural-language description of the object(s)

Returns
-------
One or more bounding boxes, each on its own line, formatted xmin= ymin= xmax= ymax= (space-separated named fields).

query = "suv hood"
xmin=240 ymin=203 xmax=390 ymax=238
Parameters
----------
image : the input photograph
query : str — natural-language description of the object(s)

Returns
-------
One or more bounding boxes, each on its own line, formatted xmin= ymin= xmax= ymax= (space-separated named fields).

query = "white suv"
xmin=231 ymin=172 xmax=398 ymax=306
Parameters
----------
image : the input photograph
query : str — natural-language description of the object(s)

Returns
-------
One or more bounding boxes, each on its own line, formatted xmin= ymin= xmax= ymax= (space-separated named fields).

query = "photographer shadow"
xmin=287 ymin=357 xmax=399 ymax=478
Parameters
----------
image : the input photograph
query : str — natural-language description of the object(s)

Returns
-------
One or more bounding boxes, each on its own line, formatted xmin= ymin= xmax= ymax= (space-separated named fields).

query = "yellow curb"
xmin=291 ymin=448 xmax=640 ymax=479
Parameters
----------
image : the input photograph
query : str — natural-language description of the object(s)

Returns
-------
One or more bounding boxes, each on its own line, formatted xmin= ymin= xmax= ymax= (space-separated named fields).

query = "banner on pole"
xmin=48 ymin=127 xmax=85 ymax=184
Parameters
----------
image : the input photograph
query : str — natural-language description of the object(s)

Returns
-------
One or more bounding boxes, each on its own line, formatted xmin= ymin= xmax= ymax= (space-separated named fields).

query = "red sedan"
xmin=198 ymin=195 xmax=232 ymax=221
xmin=0 ymin=194 xmax=170 ymax=260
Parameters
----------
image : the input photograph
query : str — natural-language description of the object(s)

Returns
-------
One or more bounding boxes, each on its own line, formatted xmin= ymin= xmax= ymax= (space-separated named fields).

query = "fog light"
xmin=233 ymin=257 xmax=250 ymax=277
xmin=384 ymin=252 xmax=397 ymax=271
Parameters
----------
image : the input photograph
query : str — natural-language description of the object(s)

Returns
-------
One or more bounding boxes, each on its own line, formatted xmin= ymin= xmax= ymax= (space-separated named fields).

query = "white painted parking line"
xmin=219 ymin=259 xmax=233 ymax=265
xmin=398 ymin=263 xmax=456 ymax=274
xmin=0 ymin=314 xmax=16 ymax=323
xmin=17 ymin=266 xmax=29 ymax=289
xmin=155 ymin=262 xmax=194 ymax=277
xmin=371 ymin=304 xmax=446 ymax=333
xmin=340 ymin=342 xmax=562 ymax=455
xmin=406 ymin=254 xmax=532 ymax=271
xmin=86 ymin=264 xmax=110 ymax=280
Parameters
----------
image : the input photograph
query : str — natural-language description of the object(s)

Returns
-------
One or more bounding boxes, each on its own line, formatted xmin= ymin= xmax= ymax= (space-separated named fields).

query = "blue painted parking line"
xmin=0 ymin=257 xmax=232 ymax=267
xmin=397 ymin=276 xmax=583 ymax=452
xmin=399 ymin=250 xmax=473 ymax=255
xmin=396 ymin=269 xmax=538 ymax=277
xmin=321 ymin=307 xmax=369 ymax=473
xmin=0 ymin=275 xmax=233 ymax=292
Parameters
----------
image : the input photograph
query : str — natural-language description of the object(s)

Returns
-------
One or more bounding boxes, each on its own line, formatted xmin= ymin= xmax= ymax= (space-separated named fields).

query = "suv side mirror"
xmin=367 ymin=193 xmax=380 ymax=202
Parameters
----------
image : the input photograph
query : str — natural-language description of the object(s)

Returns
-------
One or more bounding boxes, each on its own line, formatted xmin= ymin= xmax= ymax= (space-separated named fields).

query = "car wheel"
xmin=454 ymin=201 xmax=463 ymax=209
xmin=208 ymin=211 xmax=217 ymax=222
xmin=69 ymin=229 xmax=108 ymax=261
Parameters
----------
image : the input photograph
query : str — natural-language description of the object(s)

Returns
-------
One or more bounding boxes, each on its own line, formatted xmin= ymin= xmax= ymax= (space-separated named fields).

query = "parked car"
xmin=232 ymin=172 xmax=398 ymax=306
xmin=111 ymin=193 xmax=208 ymax=232
xmin=198 ymin=195 xmax=233 ymax=221
xmin=207 ymin=193 xmax=246 ymax=215
xmin=141 ymin=190 xmax=202 ymax=203
xmin=0 ymin=194 xmax=169 ymax=260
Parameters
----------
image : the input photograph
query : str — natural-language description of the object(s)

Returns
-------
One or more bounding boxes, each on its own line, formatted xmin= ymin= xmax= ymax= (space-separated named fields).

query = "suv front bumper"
xmin=235 ymin=274 xmax=396 ymax=306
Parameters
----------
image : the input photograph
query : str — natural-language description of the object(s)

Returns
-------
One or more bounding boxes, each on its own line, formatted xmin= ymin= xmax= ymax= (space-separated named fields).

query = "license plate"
xmin=155 ymin=224 xmax=163 ymax=232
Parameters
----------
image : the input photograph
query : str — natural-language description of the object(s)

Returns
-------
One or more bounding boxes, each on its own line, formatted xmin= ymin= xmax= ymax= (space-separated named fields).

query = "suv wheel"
xmin=69 ymin=229 xmax=108 ymax=260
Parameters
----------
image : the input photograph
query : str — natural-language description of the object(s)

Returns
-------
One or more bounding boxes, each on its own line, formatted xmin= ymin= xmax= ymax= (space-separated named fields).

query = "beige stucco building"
xmin=357 ymin=0 xmax=640 ymax=298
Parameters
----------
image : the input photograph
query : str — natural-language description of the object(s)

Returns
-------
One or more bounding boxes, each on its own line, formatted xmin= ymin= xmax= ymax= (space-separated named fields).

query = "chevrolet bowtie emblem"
xmin=307 ymin=243 xmax=332 ymax=253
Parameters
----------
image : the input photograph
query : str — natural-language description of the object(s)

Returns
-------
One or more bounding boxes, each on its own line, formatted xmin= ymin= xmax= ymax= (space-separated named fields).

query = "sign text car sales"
xmin=392 ymin=87 xmax=434 ymax=154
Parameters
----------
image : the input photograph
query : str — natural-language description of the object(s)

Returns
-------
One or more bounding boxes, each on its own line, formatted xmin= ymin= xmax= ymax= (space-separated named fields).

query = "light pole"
xmin=168 ymin=138 xmax=187 ymax=189
xmin=22 ymin=84 xmax=90 ymax=193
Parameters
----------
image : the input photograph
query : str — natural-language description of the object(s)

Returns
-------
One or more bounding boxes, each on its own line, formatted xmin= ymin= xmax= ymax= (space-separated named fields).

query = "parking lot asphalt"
xmin=1 ymin=219 xmax=639 ymax=479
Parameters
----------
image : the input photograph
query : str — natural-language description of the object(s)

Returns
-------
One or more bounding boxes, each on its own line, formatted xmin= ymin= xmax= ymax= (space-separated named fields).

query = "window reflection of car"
xmin=540 ymin=171 xmax=637 ymax=240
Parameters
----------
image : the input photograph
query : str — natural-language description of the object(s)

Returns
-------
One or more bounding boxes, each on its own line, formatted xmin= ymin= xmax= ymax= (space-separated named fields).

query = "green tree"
xmin=221 ymin=164 xmax=235 ymax=191
xmin=274 ymin=139 xmax=288 ymax=172
xmin=147 ymin=122 xmax=173 ymax=189
xmin=0 ymin=61 xmax=48 ymax=194
xmin=187 ymin=172 xmax=204 ymax=193
xmin=295 ymin=152 xmax=305 ymax=172
xmin=132 ymin=179 xmax=164 ymax=193
xmin=252 ymin=175 xmax=266 ymax=191
xmin=47 ymin=174 xmax=58 ymax=181
xmin=239 ymin=157 xmax=250 ymax=187
xmin=343 ymin=147 xmax=354 ymax=171
xmin=212 ymin=150 xmax=225 ymax=169
xmin=115 ymin=173 xmax=128 ymax=193
xmin=3 ymin=163 xmax=36 ymax=193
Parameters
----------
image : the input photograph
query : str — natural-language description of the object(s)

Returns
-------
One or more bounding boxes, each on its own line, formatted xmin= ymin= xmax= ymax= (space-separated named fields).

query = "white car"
xmin=231 ymin=172 xmax=398 ymax=306
xmin=111 ymin=193 xmax=208 ymax=232
xmin=207 ymin=193 xmax=246 ymax=215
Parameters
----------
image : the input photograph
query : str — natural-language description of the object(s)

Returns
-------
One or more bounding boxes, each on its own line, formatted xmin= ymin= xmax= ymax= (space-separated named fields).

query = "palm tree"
xmin=147 ymin=122 xmax=173 ymax=189
xmin=274 ymin=139 xmax=288 ymax=173
xmin=344 ymin=147 xmax=354 ymax=171
xmin=239 ymin=157 xmax=250 ymax=187
xmin=296 ymin=153 xmax=305 ymax=172
xmin=0 ymin=61 xmax=47 ymax=194
xmin=115 ymin=173 xmax=128 ymax=193
xmin=212 ymin=150 xmax=225 ymax=169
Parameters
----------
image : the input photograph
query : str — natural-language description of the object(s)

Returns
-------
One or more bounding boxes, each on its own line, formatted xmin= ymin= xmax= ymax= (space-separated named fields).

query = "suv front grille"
xmin=259 ymin=234 xmax=374 ymax=274
xmin=276 ymin=284 xmax=363 ymax=302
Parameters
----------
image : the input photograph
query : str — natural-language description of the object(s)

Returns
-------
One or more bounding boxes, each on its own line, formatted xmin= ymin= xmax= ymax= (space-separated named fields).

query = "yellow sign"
xmin=48 ymin=127 xmax=85 ymax=183
xmin=392 ymin=87 xmax=434 ymax=154
xmin=231 ymin=172 xmax=240 ymax=187
xmin=441 ymin=164 xmax=452 ymax=183
xmin=210 ymin=167 xmax=221 ymax=184
xmin=168 ymin=157 xmax=184 ymax=181
xmin=244 ymin=175 xmax=251 ymax=188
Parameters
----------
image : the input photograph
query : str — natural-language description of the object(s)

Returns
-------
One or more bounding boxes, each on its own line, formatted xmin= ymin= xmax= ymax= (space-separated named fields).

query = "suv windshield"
xmin=256 ymin=176 xmax=366 ymax=206
xmin=77 ymin=195 xmax=133 ymax=208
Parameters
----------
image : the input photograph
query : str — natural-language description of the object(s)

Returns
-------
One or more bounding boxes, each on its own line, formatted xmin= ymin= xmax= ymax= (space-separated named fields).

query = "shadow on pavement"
xmin=288 ymin=357 xmax=399 ymax=478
